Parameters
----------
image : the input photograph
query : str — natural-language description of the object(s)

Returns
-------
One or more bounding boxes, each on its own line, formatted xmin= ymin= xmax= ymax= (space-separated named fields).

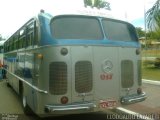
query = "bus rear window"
xmin=102 ymin=19 xmax=138 ymax=42
xmin=51 ymin=16 xmax=103 ymax=40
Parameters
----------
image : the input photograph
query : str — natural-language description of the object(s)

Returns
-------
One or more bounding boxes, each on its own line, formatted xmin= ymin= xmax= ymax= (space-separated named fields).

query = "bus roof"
xmin=39 ymin=7 xmax=114 ymax=20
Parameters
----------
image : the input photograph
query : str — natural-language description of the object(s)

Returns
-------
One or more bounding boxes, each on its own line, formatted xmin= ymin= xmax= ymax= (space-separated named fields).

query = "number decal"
xmin=100 ymin=73 xmax=113 ymax=80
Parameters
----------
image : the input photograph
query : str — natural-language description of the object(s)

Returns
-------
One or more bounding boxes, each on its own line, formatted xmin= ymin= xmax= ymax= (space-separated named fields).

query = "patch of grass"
xmin=142 ymin=49 xmax=160 ymax=57
xmin=141 ymin=49 xmax=160 ymax=81
xmin=142 ymin=65 xmax=160 ymax=81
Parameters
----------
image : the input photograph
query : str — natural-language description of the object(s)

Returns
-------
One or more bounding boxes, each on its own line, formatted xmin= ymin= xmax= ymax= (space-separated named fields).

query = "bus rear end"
xmin=38 ymin=14 xmax=146 ymax=116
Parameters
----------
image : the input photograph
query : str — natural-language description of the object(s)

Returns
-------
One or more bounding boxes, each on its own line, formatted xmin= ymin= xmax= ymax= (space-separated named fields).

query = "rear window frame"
xmin=102 ymin=18 xmax=139 ymax=42
xmin=50 ymin=15 xmax=104 ymax=40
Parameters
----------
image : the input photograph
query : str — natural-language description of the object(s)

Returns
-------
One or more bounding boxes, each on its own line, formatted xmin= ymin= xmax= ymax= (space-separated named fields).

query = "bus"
xmin=0 ymin=40 xmax=5 ymax=79
xmin=0 ymin=40 xmax=5 ymax=64
xmin=3 ymin=9 xmax=146 ymax=116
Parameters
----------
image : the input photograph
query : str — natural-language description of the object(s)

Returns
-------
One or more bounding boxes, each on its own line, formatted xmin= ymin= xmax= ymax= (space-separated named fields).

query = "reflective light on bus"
xmin=61 ymin=96 xmax=68 ymax=104
xmin=61 ymin=48 xmax=68 ymax=56
xmin=37 ymin=54 xmax=43 ymax=59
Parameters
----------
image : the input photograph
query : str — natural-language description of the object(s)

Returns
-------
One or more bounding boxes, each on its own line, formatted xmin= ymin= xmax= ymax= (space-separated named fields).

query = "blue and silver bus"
xmin=0 ymin=40 xmax=5 ymax=64
xmin=3 ymin=10 xmax=146 ymax=116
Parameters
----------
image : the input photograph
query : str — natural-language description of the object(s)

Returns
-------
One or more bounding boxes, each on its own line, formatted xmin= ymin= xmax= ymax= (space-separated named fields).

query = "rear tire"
xmin=20 ymin=84 xmax=33 ymax=115
xmin=6 ymin=81 xmax=11 ymax=87
xmin=22 ymin=94 xmax=33 ymax=115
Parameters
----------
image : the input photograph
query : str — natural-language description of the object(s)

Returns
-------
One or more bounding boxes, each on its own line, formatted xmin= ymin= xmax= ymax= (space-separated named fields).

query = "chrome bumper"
xmin=45 ymin=103 xmax=96 ymax=113
xmin=121 ymin=92 xmax=147 ymax=105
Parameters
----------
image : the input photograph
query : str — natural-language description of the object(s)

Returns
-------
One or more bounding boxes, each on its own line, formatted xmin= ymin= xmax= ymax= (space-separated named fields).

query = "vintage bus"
xmin=3 ymin=10 xmax=146 ymax=116
xmin=0 ymin=40 xmax=5 ymax=64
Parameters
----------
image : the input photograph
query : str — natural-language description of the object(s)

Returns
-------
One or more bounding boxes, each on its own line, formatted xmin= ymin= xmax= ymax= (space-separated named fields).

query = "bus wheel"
xmin=6 ymin=81 xmax=11 ymax=87
xmin=21 ymin=87 xmax=33 ymax=115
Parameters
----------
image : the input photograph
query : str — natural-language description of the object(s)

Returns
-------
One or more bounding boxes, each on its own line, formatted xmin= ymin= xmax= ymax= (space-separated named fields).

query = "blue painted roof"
xmin=38 ymin=13 xmax=140 ymax=48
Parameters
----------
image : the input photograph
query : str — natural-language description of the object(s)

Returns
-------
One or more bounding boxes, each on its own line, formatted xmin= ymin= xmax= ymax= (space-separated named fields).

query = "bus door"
xmin=70 ymin=46 xmax=94 ymax=103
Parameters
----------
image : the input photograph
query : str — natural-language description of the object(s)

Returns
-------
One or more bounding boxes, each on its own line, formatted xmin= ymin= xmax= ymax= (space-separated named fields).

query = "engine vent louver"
xmin=75 ymin=61 xmax=93 ymax=93
xmin=121 ymin=60 xmax=134 ymax=88
xmin=49 ymin=62 xmax=67 ymax=95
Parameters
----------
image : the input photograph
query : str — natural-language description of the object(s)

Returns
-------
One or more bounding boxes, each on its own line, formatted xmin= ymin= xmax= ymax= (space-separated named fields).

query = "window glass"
xmin=51 ymin=16 xmax=103 ymax=40
xmin=0 ymin=46 xmax=3 ymax=53
xmin=102 ymin=19 xmax=138 ymax=41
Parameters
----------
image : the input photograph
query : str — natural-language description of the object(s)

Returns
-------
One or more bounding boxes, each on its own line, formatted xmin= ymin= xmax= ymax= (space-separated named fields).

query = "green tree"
xmin=147 ymin=30 xmax=160 ymax=40
xmin=84 ymin=0 xmax=111 ymax=10
xmin=146 ymin=0 xmax=160 ymax=30
xmin=146 ymin=0 xmax=160 ymax=41
xmin=136 ymin=27 xmax=145 ymax=38
xmin=84 ymin=0 xmax=92 ymax=7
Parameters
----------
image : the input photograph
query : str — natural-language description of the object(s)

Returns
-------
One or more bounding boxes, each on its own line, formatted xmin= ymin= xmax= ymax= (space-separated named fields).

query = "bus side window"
xmin=15 ymin=34 xmax=19 ymax=50
xmin=26 ymin=28 xmax=34 ymax=47
xmin=28 ymin=32 xmax=34 ymax=47
xmin=7 ymin=41 xmax=10 ymax=52
xmin=19 ymin=38 xmax=23 ymax=49
xmin=33 ymin=21 xmax=38 ymax=46
xmin=14 ymin=35 xmax=18 ymax=50
xmin=9 ymin=40 xmax=12 ymax=52
xmin=26 ymin=20 xmax=36 ymax=48
xmin=12 ymin=37 xmax=15 ymax=51
xmin=6 ymin=42 xmax=8 ymax=52
xmin=19 ymin=28 xmax=26 ymax=49
xmin=3 ymin=44 xmax=6 ymax=53
xmin=0 ymin=46 xmax=3 ymax=53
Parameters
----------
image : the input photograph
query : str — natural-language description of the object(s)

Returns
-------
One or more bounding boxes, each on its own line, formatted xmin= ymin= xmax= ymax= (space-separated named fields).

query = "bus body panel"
xmin=39 ymin=46 xmax=121 ymax=114
xmin=119 ymin=47 xmax=141 ymax=96
xmin=70 ymin=46 xmax=94 ymax=103
xmin=93 ymin=46 xmax=120 ymax=104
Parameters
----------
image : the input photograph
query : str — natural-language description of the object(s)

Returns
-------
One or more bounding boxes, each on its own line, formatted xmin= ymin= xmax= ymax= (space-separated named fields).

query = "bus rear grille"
xmin=121 ymin=60 xmax=134 ymax=88
xmin=49 ymin=62 xmax=67 ymax=95
xmin=75 ymin=61 xmax=93 ymax=93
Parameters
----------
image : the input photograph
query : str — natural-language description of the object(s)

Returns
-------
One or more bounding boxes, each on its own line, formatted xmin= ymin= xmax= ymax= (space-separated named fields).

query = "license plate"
xmin=99 ymin=100 xmax=117 ymax=108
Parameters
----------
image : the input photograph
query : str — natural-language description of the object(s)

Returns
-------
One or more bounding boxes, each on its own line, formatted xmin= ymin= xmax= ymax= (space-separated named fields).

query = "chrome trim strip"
xmin=4 ymin=68 xmax=48 ymax=94
xmin=49 ymin=106 xmax=90 ymax=111
xmin=128 ymin=96 xmax=146 ymax=102
xmin=45 ymin=103 xmax=96 ymax=112
xmin=121 ymin=92 xmax=147 ymax=105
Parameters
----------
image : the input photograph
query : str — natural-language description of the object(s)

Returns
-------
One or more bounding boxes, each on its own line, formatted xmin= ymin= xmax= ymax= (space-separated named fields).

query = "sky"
xmin=0 ymin=0 xmax=157 ymax=39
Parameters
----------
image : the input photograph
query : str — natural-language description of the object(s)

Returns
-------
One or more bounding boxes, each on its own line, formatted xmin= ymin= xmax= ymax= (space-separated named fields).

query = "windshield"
xmin=51 ymin=16 xmax=103 ymax=40
xmin=102 ymin=19 xmax=138 ymax=41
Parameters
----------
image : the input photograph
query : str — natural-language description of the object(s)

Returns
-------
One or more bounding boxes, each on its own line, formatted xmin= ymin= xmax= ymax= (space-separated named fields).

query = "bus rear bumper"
xmin=44 ymin=102 xmax=97 ymax=114
xmin=120 ymin=92 xmax=147 ymax=105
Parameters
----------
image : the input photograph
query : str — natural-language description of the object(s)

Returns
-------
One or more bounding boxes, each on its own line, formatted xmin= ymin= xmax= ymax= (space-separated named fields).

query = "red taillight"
xmin=61 ymin=96 xmax=68 ymax=104
xmin=137 ymin=88 xmax=142 ymax=95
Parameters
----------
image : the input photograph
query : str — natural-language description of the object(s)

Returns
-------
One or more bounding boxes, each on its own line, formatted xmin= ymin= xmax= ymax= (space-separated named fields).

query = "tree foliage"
xmin=146 ymin=0 xmax=160 ymax=34
xmin=146 ymin=0 xmax=160 ymax=41
xmin=136 ymin=27 xmax=160 ymax=41
xmin=84 ymin=0 xmax=111 ymax=10
xmin=147 ymin=30 xmax=160 ymax=40
xmin=146 ymin=0 xmax=160 ymax=30
xmin=136 ymin=27 xmax=145 ymax=38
